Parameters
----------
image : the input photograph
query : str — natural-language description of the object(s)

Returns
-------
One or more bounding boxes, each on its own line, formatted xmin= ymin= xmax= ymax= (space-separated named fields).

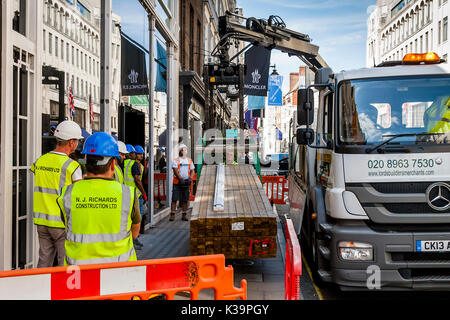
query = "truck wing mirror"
xmin=297 ymin=88 xmax=314 ymax=126
xmin=296 ymin=128 xmax=315 ymax=145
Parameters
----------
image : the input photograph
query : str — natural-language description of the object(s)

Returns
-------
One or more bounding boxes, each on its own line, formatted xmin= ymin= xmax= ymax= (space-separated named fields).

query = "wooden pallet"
xmin=190 ymin=165 xmax=277 ymax=259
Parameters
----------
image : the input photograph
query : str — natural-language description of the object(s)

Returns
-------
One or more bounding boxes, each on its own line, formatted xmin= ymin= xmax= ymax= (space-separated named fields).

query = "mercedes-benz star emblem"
xmin=426 ymin=182 xmax=450 ymax=212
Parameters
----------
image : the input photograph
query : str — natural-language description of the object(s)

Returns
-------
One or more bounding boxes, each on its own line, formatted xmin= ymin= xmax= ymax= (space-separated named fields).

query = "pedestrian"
xmin=158 ymin=154 xmax=167 ymax=173
xmin=134 ymin=145 xmax=148 ymax=233
xmin=170 ymin=144 xmax=195 ymax=222
xmin=113 ymin=141 xmax=129 ymax=184
xmin=57 ymin=132 xmax=141 ymax=265
xmin=31 ymin=120 xmax=83 ymax=268
xmin=123 ymin=144 xmax=147 ymax=249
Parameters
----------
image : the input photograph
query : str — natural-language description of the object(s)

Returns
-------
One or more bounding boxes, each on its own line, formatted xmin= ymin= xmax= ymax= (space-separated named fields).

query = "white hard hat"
xmin=54 ymin=121 xmax=83 ymax=141
xmin=117 ymin=141 xmax=129 ymax=154
xmin=179 ymin=144 xmax=188 ymax=151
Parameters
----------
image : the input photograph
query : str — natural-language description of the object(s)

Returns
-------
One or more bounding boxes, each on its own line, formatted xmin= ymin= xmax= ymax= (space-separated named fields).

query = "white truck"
xmin=289 ymin=52 xmax=450 ymax=290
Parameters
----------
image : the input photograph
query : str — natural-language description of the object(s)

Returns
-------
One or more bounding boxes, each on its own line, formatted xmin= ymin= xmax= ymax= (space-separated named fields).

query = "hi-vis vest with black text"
xmin=173 ymin=157 xmax=193 ymax=185
xmin=57 ymin=179 xmax=137 ymax=266
xmin=124 ymin=159 xmax=144 ymax=197
xmin=31 ymin=152 xmax=80 ymax=228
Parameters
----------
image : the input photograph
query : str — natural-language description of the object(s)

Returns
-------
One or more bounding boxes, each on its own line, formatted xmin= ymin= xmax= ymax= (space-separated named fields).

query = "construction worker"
xmin=124 ymin=144 xmax=147 ymax=249
xmin=424 ymin=96 xmax=450 ymax=134
xmin=135 ymin=145 xmax=148 ymax=232
xmin=171 ymin=144 xmax=195 ymax=222
xmin=113 ymin=141 xmax=129 ymax=184
xmin=57 ymin=132 xmax=141 ymax=266
xmin=31 ymin=120 xmax=83 ymax=267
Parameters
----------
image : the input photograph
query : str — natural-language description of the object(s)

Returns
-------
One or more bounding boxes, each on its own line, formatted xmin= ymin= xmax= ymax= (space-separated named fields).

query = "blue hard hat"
xmin=134 ymin=145 xmax=145 ymax=154
xmin=126 ymin=144 xmax=136 ymax=153
xmin=82 ymin=132 xmax=120 ymax=158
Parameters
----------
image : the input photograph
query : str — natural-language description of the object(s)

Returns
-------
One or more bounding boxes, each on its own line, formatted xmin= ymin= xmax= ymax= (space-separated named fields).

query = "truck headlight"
xmin=338 ymin=241 xmax=373 ymax=261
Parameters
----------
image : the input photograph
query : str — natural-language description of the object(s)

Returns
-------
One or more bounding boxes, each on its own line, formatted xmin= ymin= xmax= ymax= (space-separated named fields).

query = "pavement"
xmin=136 ymin=206 xmax=288 ymax=300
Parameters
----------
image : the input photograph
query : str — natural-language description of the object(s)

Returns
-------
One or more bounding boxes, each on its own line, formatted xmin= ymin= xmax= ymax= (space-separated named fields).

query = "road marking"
xmin=301 ymin=252 xmax=324 ymax=300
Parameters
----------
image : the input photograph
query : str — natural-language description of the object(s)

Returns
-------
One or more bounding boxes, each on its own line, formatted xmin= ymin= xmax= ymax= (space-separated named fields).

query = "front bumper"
xmin=324 ymin=221 xmax=450 ymax=290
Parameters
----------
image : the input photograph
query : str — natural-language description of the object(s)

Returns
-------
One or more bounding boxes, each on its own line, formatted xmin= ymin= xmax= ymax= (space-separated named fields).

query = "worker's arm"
xmin=72 ymin=167 xmax=83 ymax=183
xmin=133 ymin=175 xmax=147 ymax=199
xmin=130 ymin=190 xmax=141 ymax=239
xmin=173 ymin=167 xmax=183 ymax=181
xmin=131 ymin=223 xmax=141 ymax=239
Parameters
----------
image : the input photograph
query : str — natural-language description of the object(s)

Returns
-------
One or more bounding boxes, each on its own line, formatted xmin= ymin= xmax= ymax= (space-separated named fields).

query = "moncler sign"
xmin=244 ymin=46 xmax=271 ymax=96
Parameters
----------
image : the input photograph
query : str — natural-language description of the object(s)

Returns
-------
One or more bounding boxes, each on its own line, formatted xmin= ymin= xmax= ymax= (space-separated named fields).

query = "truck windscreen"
xmin=339 ymin=76 xmax=450 ymax=147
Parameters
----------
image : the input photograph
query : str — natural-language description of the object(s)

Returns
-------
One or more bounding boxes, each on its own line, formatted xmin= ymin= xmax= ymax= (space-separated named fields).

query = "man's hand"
xmin=142 ymin=193 xmax=148 ymax=204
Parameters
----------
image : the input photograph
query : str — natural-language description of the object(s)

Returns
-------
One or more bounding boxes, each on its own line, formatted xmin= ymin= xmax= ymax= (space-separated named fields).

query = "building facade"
xmin=42 ymin=0 xmax=121 ymax=136
xmin=1 ymin=0 xmax=43 ymax=270
xmin=367 ymin=0 xmax=450 ymax=67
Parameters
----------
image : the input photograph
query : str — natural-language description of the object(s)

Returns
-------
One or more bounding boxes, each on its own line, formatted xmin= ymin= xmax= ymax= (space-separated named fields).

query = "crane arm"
xmin=217 ymin=12 xmax=328 ymax=72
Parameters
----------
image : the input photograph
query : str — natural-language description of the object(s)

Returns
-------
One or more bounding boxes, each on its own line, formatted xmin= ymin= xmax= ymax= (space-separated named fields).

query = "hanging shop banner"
xmin=268 ymin=75 xmax=283 ymax=106
xmin=155 ymin=40 xmax=167 ymax=93
xmin=244 ymin=46 xmax=272 ymax=96
xmin=247 ymin=95 xmax=266 ymax=111
xmin=121 ymin=35 xmax=149 ymax=96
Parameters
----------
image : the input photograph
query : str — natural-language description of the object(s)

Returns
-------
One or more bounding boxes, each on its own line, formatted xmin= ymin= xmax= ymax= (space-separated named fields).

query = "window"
xmin=77 ymin=1 xmax=91 ymax=20
xmin=76 ymin=49 xmax=79 ymax=67
xmin=72 ymin=46 xmax=75 ymax=65
xmin=66 ymin=43 xmax=70 ymax=63
xmin=61 ymin=40 xmax=64 ymax=60
xmin=12 ymin=0 xmax=26 ymax=35
xmin=425 ymin=32 xmax=429 ymax=51
xmin=73 ymin=108 xmax=86 ymax=128
xmin=55 ymin=36 xmax=58 ymax=57
xmin=420 ymin=35 xmax=424 ymax=52
xmin=444 ymin=16 xmax=448 ymax=42
xmin=49 ymin=33 xmax=53 ymax=54
xmin=43 ymin=30 xmax=46 ymax=52
xmin=339 ymin=76 xmax=450 ymax=146
xmin=439 ymin=20 xmax=442 ymax=44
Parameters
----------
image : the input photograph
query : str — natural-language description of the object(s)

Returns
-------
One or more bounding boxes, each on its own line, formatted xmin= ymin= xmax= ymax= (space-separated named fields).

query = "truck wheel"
xmin=310 ymin=226 xmax=327 ymax=288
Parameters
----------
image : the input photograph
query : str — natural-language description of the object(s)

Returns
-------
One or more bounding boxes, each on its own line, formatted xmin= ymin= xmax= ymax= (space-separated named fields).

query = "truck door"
xmin=316 ymin=92 xmax=333 ymax=187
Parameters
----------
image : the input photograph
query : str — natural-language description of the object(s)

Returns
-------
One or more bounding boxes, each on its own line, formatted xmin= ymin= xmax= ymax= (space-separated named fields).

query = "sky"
xmin=112 ymin=0 xmax=377 ymax=93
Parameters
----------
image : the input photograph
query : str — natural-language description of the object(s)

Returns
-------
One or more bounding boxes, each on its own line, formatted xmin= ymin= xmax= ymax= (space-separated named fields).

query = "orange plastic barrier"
xmin=262 ymin=176 xmax=289 ymax=205
xmin=285 ymin=218 xmax=302 ymax=300
xmin=0 ymin=254 xmax=247 ymax=300
xmin=154 ymin=173 xmax=197 ymax=202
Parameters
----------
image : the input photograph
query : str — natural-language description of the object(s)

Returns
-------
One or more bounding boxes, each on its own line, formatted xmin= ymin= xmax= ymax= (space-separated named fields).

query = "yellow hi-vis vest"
xmin=31 ymin=152 xmax=80 ymax=228
xmin=124 ymin=159 xmax=144 ymax=197
xmin=424 ymin=96 xmax=450 ymax=134
xmin=57 ymin=179 xmax=137 ymax=266
xmin=114 ymin=165 xmax=124 ymax=184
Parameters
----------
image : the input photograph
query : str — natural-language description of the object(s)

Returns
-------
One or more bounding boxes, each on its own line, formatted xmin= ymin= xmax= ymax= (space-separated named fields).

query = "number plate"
xmin=416 ymin=240 xmax=450 ymax=252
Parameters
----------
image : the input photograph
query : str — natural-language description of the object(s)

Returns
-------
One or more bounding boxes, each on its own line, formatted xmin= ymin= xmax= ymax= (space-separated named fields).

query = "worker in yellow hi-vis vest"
xmin=424 ymin=96 xmax=450 ymax=134
xmin=57 ymin=132 xmax=141 ymax=265
xmin=31 ymin=121 xmax=83 ymax=267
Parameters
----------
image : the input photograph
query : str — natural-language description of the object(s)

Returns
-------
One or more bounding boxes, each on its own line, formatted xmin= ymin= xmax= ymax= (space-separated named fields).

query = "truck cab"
xmin=289 ymin=53 xmax=450 ymax=290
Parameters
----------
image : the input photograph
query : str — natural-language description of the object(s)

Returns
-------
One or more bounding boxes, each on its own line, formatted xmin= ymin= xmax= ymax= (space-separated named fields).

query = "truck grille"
xmin=370 ymin=182 xmax=431 ymax=194
xmin=391 ymin=252 xmax=450 ymax=263
xmin=346 ymin=181 xmax=450 ymax=223
xmin=383 ymin=203 xmax=450 ymax=214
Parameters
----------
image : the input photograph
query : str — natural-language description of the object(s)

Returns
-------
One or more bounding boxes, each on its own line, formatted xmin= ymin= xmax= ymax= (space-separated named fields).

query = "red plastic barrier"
xmin=154 ymin=173 xmax=197 ymax=202
xmin=285 ymin=218 xmax=302 ymax=300
xmin=154 ymin=173 xmax=167 ymax=202
xmin=262 ymin=176 xmax=289 ymax=205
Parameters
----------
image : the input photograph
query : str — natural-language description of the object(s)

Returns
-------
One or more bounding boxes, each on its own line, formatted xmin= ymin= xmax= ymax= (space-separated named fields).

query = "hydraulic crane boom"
xmin=203 ymin=11 xmax=328 ymax=130
xmin=217 ymin=11 xmax=328 ymax=72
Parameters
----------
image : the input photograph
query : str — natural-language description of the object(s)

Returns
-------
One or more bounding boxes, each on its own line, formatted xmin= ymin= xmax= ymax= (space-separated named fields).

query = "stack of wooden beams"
xmin=190 ymin=165 xmax=277 ymax=259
